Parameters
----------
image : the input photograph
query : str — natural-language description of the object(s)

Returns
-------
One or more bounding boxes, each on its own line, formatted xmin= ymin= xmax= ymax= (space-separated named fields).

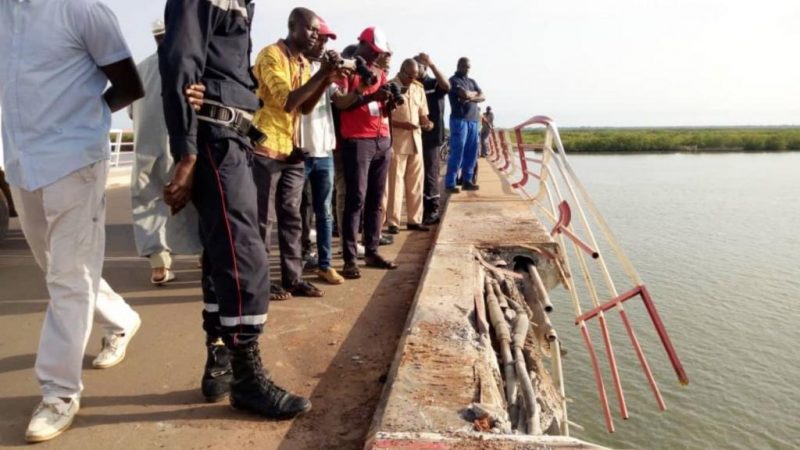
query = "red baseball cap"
xmin=318 ymin=17 xmax=337 ymax=40
xmin=358 ymin=27 xmax=389 ymax=53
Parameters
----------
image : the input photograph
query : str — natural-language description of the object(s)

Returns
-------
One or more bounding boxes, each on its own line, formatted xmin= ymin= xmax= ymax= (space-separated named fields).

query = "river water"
xmin=524 ymin=153 xmax=800 ymax=449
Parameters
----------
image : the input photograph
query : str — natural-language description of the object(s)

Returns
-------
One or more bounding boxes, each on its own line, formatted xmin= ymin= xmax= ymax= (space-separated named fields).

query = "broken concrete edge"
xmin=366 ymin=431 xmax=610 ymax=450
xmin=364 ymin=211 xmax=444 ymax=446
xmin=364 ymin=160 xmax=606 ymax=450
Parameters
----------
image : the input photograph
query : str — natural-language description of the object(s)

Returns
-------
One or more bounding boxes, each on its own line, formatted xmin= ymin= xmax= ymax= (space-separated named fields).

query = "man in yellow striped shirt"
xmin=251 ymin=7 xmax=341 ymax=299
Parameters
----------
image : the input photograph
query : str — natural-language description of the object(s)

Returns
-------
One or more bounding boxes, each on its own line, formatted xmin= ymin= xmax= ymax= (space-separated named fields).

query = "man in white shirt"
xmin=129 ymin=20 xmax=201 ymax=285
xmin=0 ymin=0 xmax=144 ymax=442
xmin=299 ymin=17 xmax=344 ymax=285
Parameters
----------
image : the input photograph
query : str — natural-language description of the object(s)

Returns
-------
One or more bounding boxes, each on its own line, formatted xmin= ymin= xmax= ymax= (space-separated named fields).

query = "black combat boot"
xmin=229 ymin=341 xmax=312 ymax=419
xmin=201 ymin=337 xmax=232 ymax=402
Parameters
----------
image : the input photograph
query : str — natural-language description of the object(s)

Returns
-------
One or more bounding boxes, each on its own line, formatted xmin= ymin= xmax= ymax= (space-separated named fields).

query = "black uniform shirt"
xmin=159 ymin=0 xmax=259 ymax=159
xmin=421 ymin=76 xmax=447 ymax=148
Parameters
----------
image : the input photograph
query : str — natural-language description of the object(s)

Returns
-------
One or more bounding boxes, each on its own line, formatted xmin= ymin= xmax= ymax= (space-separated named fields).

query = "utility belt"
xmin=197 ymin=100 xmax=267 ymax=146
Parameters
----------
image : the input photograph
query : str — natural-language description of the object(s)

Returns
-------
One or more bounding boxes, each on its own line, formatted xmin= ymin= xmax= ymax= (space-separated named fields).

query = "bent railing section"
xmin=486 ymin=117 xmax=688 ymax=433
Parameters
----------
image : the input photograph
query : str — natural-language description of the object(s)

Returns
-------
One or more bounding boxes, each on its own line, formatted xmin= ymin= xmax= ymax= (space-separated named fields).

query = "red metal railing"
xmin=489 ymin=115 xmax=688 ymax=433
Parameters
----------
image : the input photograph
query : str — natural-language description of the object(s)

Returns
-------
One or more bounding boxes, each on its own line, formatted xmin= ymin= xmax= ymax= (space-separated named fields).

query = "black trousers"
xmin=251 ymin=151 xmax=305 ymax=288
xmin=341 ymin=137 xmax=392 ymax=263
xmin=422 ymin=142 xmax=442 ymax=220
xmin=194 ymin=128 xmax=269 ymax=345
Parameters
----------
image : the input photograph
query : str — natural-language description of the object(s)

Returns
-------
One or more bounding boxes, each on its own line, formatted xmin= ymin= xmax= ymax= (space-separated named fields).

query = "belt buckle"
xmin=199 ymin=100 xmax=237 ymax=127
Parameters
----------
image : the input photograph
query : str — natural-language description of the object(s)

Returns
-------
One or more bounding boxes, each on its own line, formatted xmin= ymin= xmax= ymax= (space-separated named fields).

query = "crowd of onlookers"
xmin=0 ymin=1 xmax=493 ymax=443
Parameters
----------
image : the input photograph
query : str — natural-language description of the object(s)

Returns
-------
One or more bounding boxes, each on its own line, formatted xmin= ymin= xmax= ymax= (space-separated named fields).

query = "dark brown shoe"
xmin=287 ymin=281 xmax=323 ymax=297
xmin=364 ymin=253 xmax=398 ymax=270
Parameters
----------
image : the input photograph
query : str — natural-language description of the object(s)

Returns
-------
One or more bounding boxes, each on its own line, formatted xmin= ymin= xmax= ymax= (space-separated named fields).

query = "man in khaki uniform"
xmin=386 ymin=59 xmax=433 ymax=234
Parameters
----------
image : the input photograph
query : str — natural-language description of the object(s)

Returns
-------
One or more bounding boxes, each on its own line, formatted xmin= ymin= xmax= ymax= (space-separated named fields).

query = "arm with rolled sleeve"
xmin=158 ymin=0 xmax=221 ymax=160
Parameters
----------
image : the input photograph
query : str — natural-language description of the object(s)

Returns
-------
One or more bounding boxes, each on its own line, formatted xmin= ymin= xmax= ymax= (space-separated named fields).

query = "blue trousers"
xmin=446 ymin=118 xmax=479 ymax=188
xmin=304 ymin=156 xmax=335 ymax=270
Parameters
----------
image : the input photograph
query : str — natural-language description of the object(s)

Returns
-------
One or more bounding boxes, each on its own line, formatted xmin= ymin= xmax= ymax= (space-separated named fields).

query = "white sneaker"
xmin=25 ymin=397 xmax=80 ymax=443
xmin=92 ymin=314 xmax=141 ymax=369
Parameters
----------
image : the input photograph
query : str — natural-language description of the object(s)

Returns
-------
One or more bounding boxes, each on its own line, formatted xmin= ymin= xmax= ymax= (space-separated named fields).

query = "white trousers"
xmin=11 ymin=161 xmax=139 ymax=399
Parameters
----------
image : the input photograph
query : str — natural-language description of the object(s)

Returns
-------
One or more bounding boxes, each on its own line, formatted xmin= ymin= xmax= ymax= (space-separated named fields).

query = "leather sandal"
xmin=151 ymin=268 xmax=176 ymax=286
xmin=364 ymin=253 xmax=398 ymax=270
xmin=269 ymin=283 xmax=293 ymax=301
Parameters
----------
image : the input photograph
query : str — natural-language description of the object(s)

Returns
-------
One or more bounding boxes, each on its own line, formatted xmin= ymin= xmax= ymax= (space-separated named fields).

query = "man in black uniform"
xmin=415 ymin=53 xmax=450 ymax=225
xmin=159 ymin=0 xmax=310 ymax=419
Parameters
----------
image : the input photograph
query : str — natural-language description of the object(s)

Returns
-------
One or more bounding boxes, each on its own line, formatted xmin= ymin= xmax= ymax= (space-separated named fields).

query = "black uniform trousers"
xmin=194 ymin=126 xmax=270 ymax=346
xmin=422 ymin=142 xmax=442 ymax=221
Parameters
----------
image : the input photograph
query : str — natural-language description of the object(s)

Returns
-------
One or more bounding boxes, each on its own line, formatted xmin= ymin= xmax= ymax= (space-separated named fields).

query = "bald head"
xmin=401 ymin=59 xmax=417 ymax=71
xmin=286 ymin=7 xmax=319 ymax=53
xmin=398 ymin=58 xmax=418 ymax=85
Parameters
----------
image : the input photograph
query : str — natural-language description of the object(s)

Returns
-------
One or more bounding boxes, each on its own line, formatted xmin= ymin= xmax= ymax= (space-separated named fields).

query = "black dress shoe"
xmin=422 ymin=215 xmax=440 ymax=225
xmin=446 ymin=186 xmax=461 ymax=194
xmin=407 ymin=223 xmax=430 ymax=231
xmin=462 ymin=182 xmax=480 ymax=191
xmin=386 ymin=225 xmax=400 ymax=235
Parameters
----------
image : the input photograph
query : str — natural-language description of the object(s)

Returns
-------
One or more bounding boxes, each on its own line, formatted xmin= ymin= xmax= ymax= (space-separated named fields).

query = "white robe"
xmin=129 ymin=53 xmax=201 ymax=257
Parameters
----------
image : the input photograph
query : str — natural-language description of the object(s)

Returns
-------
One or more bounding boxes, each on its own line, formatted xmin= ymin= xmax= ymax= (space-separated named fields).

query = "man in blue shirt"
xmin=446 ymin=57 xmax=486 ymax=193
xmin=0 ymin=0 xmax=144 ymax=442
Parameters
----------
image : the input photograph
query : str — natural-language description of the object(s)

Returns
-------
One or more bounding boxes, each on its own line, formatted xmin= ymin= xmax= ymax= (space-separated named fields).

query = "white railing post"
xmin=111 ymin=129 xmax=124 ymax=167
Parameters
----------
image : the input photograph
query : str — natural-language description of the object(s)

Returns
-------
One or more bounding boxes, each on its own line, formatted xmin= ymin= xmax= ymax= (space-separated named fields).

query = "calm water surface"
xmin=526 ymin=153 xmax=800 ymax=449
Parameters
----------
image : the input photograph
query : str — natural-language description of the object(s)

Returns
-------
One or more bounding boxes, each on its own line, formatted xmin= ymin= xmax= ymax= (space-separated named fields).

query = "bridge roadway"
xmin=0 ymin=158 xmax=604 ymax=449
xmin=0 ymin=163 xmax=434 ymax=449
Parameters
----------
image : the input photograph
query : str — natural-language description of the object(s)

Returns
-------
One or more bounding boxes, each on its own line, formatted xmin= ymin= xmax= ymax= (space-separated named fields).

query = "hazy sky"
xmin=106 ymin=0 xmax=800 ymax=128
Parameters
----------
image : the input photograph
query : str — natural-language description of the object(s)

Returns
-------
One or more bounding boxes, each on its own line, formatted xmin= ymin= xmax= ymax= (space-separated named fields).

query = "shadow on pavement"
xmin=276 ymin=230 xmax=434 ymax=450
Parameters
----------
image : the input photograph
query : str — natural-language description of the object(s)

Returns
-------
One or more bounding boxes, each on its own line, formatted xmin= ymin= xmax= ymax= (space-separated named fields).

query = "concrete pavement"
xmin=0 ymin=166 xmax=435 ymax=449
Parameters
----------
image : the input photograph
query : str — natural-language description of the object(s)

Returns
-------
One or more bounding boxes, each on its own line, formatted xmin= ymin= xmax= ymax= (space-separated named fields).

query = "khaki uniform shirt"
xmin=390 ymin=79 xmax=428 ymax=155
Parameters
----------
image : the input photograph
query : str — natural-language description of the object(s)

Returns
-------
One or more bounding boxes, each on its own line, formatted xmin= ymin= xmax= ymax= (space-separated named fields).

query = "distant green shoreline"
xmin=113 ymin=127 xmax=800 ymax=154
xmin=519 ymin=127 xmax=800 ymax=153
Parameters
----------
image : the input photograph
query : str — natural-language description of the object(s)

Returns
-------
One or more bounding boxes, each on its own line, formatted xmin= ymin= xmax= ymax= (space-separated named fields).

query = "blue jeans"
xmin=445 ymin=118 xmax=479 ymax=188
xmin=304 ymin=156 xmax=334 ymax=270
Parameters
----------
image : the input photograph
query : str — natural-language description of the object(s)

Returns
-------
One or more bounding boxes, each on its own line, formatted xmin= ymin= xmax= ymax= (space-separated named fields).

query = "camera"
xmin=381 ymin=82 xmax=407 ymax=106
xmin=309 ymin=55 xmax=378 ymax=86
xmin=337 ymin=56 xmax=378 ymax=86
